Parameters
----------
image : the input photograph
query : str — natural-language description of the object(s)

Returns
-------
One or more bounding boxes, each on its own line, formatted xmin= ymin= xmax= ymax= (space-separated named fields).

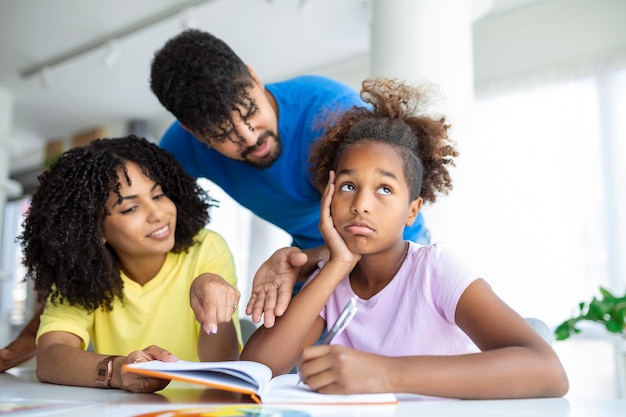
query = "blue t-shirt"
xmin=160 ymin=75 xmax=428 ymax=249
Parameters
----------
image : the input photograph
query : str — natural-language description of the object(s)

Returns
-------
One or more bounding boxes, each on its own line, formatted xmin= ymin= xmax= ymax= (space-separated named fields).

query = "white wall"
xmin=473 ymin=0 xmax=626 ymax=87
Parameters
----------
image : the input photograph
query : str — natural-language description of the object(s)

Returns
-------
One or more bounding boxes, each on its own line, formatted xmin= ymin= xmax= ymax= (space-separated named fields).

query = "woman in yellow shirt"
xmin=19 ymin=135 xmax=241 ymax=392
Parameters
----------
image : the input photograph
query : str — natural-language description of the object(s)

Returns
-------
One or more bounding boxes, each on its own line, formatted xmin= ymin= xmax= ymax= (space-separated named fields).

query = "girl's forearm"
xmin=198 ymin=321 xmax=239 ymax=362
xmin=241 ymin=261 xmax=348 ymax=375
xmin=384 ymin=347 xmax=568 ymax=399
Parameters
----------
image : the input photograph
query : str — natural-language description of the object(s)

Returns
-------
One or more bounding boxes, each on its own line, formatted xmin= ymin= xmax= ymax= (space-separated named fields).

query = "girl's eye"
xmin=153 ymin=193 xmax=165 ymax=200
xmin=377 ymin=186 xmax=392 ymax=195
xmin=339 ymin=183 xmax=355 ymax=192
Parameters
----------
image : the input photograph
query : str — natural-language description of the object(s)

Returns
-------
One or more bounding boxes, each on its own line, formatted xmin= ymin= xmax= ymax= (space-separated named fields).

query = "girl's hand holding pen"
xmin=298 ymin=346 xmax=391 ymax=395
xmin=297 ymin=296 xmax=357 ymax=387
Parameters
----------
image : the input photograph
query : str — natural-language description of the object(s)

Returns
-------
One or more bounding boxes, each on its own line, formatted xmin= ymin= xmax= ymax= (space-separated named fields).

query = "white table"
xmin=2 ymin=367 xmax=624 ymax=417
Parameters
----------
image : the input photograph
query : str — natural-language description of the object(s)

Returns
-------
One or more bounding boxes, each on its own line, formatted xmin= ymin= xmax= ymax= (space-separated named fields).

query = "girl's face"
xmin=102 ymin=162 xmax=177 ymax=265
xmin=331 ymin=141 xmax=421 ymax=255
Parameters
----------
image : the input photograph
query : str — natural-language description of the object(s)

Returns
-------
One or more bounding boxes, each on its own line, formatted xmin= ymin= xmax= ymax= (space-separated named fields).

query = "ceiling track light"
xmin=20 ymin=0 xmax=213 ymax=80
xmin=39 ymin=67 xmax=51 ymax=89
xmin=180 ymin=7 xmax=198 ymax=29
xmin=101 ymin=39 xmax=120 ymax=69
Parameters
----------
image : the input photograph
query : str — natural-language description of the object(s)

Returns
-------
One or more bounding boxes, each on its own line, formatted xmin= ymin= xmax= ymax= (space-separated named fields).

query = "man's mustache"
xmin=242 ymin=131 xmax=276 ymax=158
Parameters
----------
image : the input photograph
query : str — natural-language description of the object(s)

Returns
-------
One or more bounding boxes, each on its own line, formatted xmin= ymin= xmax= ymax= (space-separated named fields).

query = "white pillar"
xmin=370 ymin=0 xmax=481 ymax=256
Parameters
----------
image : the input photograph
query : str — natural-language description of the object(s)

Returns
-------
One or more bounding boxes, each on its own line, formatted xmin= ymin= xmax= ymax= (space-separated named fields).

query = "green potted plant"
xmin=555 ymin=287 xmax=626 ymax=341
xmin=554 ymin=287 xmax=626 ymax=398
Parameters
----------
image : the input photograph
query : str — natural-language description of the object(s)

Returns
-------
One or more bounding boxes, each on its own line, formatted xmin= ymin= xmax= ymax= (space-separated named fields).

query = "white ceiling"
xmin=0 ymin=0 xmax=545 ymax=174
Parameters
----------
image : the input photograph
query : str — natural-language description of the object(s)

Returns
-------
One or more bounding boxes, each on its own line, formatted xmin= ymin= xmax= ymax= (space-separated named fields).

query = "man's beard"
xmin=241 ymin=131 xmax=282 ymax=169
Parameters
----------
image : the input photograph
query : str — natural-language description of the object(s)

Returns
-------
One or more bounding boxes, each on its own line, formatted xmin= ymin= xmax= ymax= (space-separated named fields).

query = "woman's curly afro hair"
xmin=310 ymin=78 xmax=459 ymax=204
xmin=19 ymin=135 xmax=214 ymax=313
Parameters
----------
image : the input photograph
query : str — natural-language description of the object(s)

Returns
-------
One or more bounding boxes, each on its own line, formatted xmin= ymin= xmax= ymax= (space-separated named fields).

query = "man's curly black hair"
xmin=310 ymin=78 xmax=459 ymax=204
xmin=18 ymin=135 xmax=214 ymax=313
xmin=150 ymin=29 xmax=256 ymax=144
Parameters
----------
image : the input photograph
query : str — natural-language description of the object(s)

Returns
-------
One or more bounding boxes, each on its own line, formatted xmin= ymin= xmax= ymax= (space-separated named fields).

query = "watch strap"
xmin=95 ymin=355 xmax=120 ymax=388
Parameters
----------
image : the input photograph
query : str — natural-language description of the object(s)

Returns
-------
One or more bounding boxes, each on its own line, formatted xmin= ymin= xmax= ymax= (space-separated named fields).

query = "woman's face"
xmin=102 ymin=162 xmax=177 ymax=265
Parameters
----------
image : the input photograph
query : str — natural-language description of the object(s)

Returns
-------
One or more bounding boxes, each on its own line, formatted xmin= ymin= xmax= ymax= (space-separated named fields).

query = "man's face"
xmin=197 ymin=82 xmax=281 ymax=169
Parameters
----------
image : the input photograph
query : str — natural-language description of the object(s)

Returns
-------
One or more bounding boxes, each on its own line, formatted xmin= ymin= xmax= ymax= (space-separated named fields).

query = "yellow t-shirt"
xmin=37 ymin=228 xmax=242 ymax=360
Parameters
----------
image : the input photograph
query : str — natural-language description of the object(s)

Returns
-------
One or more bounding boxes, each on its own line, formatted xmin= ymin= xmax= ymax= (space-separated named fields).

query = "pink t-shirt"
xmin=316 ymin=242 xmax=480 ymax=356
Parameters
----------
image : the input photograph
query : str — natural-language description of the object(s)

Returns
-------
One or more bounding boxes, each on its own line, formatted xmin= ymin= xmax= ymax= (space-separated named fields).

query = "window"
xmin=0 ymin=196 xmax=32 ymax=343
xmin=473 ymin=67 xmax=626 ymax=323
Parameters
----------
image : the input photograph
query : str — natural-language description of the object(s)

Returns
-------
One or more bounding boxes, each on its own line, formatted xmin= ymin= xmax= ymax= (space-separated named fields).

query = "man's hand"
xmin=190 ymin=273 xmax=241 ymax=335
xmin=246 ymin=247 xmax=308 ymax=327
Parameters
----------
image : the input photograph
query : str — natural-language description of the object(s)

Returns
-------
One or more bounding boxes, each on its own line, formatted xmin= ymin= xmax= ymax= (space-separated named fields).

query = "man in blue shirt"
xmin=151 ymin=29 xmax=429 ymax=327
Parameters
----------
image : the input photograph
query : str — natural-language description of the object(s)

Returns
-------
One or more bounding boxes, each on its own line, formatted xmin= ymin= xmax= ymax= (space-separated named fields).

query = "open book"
xmin=123 ymin=360 xmax=397 ymax=405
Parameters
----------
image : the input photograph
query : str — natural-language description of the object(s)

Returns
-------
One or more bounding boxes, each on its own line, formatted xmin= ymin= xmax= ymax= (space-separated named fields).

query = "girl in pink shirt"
xmin=241 ymin=78 xmax=568 ymax=399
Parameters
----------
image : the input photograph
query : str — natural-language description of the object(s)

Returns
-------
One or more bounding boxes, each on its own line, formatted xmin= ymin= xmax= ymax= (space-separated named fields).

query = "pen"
xmin=320 ymin=295 xmax=358 ymax=345
xmin=297 ymin=296 xmax=358 ymax=386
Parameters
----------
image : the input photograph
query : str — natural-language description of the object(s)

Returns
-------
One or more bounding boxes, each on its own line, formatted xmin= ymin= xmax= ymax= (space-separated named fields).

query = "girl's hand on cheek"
xmin=319 ymin=171 xmax=360 ymax=269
